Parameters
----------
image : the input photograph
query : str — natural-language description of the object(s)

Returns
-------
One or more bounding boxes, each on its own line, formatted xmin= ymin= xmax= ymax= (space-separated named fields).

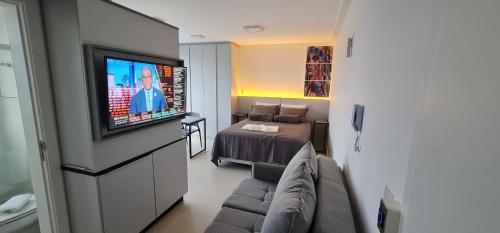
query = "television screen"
xmin=105 ymin=57 xmax=185 ymax=130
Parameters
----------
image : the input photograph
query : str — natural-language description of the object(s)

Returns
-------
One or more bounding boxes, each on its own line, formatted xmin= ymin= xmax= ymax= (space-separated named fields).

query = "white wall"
xmin=402 ymin=1 xmax=500 ymax=232
xmin=331 ymin=0 xmax=500 ymax=232
xmin=238 ymin=42 xmax=331 ymax=98
xmin=329 ymin=0 xmax=434 ymax=232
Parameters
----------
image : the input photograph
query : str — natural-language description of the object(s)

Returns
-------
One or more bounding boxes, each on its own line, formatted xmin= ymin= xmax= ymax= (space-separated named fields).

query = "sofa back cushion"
xmin=316 ymin=155 xmax=343 ymax=185
xmin=260 ymin=161 xmax=316 ymax=233
xmin=260 ymin=142 xmax=318 ymax=233
xmin=310 ymin=179 xmax=356 ymax=233
xmin=276 ymin=142 xmax=318 ymax=191
xmin=310 ymin=156 xmax=356 ymax=233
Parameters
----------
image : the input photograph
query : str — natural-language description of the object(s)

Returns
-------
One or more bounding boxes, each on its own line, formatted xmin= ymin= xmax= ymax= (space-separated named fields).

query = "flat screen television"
xmin=85 ymin=45 xmax=186 ymax=140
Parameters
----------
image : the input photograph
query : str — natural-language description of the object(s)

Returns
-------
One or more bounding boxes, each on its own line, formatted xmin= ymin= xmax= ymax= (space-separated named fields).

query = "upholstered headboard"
xmin=237 ymin=96 xmax=330 ymax=121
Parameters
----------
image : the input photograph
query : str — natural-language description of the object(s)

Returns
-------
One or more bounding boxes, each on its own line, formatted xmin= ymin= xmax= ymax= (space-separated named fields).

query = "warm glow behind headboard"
xmin=237 ymin=89 xmax=330 ymax=100
xmin=236 ymin=43 xmax=333 ymax=101
xmin=237 ymin=96 xmax=330 ymax=120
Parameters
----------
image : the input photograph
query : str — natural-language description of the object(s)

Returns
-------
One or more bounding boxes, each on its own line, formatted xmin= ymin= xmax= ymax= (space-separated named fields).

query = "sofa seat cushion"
xmin=223 ymin=178 xmax=276 ymax=215
xmin=204 ymin=207 xmax=265 ymax=233
xmin=223 ymin=192 xmax=274 ymax=215
xmin=205 ymin=222 xmax=252 ymax=233
xmin=310 ymin=178 xmax=356 ymax=233
xmin=233 ymin=186 xmax=268 ymax=199
xmin=238 ymin=178 xmax=277 ymax=193
xmin=260 ymin=143 xmax=317 ymax=233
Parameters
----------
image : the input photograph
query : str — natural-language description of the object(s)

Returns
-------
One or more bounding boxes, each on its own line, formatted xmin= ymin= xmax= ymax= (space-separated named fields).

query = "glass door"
xmin=0 ymin=1 xmax=56 ymax=232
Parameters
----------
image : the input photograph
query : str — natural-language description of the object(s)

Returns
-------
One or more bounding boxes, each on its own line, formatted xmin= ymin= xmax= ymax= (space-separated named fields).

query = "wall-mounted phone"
xmin=351 ymin=104 xmax=364 ymax=132
xmin=351 ymin=104 xmax=364 ymax=152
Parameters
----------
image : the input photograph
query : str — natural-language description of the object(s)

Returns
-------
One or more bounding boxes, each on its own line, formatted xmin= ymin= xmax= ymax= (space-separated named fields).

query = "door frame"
xmin=1 ymin=0 xmax=70 ymax=232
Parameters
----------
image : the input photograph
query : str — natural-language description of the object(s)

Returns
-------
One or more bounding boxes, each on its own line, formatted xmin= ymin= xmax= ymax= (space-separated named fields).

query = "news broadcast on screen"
xmin=106 ymin=57 xmax=186 ymax=129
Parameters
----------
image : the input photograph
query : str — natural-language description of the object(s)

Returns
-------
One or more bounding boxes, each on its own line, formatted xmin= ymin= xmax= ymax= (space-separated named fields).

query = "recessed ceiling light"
xmin=190 ymin=34 xmax=205 ymax=39
xmin=243 ymin=25 xmax=264 ymax=33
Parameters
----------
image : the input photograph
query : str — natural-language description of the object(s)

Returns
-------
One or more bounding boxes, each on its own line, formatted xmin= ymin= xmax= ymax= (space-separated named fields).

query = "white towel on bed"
xmin=0 ymin=194 xmax=34 ymax=214
xmin=241 ymin=124 xmax=279 ymax=132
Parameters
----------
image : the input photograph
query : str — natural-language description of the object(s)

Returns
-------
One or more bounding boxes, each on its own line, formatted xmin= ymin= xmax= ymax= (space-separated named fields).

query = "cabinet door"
xmin=216 ymin=44 xmax=232 ymax=131
xmin=189 ymin=45 xmax=204 ymax=116
xmin=99 ymin=156 xmax=156 ymax=233
xmin=152 ymin=139 xmax=188 ymax=215
xmin=202 ymin=44 xmax=218 ymax=137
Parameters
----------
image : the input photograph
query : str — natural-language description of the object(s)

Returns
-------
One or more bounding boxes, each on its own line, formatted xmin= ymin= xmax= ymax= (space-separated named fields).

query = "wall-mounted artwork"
xmin=305 ymin=63 xmax=331 ymax=81
xmin=304 ymin=46 xmax=333 ymax=97
xmin=306 ymin=46 xmax=333 ymax=64
xmin=304 ymin=80 xmax=330 ymax=97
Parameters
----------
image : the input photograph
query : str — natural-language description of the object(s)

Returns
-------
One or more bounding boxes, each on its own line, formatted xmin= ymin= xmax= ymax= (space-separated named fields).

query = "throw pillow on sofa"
xmin=277 ymin=142 xmax=318 ymax=190
xmin=260 ymin=142 xmax=318 ymax=233
xmin=260 ymin=161 xmax=316 ymax=233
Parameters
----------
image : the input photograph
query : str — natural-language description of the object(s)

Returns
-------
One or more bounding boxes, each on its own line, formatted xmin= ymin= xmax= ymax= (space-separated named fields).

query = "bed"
xmin=211 ymin=119 xmax=312 ymax=166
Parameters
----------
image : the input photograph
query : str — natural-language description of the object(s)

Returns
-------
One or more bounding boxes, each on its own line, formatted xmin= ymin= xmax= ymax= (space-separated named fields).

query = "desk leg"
xmin=203 ymin=119 xmax=207 ymax=151
xmin=188 ymin=120 xmax=207 ymax=159
xmin=189 ymin=125 xmax=193 ymax=159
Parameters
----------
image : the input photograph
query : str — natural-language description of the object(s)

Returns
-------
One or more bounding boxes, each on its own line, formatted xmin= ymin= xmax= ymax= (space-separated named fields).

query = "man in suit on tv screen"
xmin=128 ymin=67 xmax=167 ymax=115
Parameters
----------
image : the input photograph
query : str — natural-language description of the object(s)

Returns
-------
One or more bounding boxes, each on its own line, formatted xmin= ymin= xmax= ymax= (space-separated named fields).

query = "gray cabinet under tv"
xmin=63 ymin=138 xmax=188 ymax=233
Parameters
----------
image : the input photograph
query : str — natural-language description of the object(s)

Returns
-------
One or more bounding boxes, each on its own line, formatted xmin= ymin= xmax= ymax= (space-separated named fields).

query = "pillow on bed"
xmin=249 ymin=113 xmax=274 ymax=122
xmin=281 ymin=103 xmax=307 ymax=109
xmin=279 ymin=107 xmax=308 ymax=118
xmin=256 ymin=101 xmax=279 ymax=106
xmin=273 ymin=115 xmax=304 ymax=124
xmin=251 ymin=104 xmax=280 ymax=116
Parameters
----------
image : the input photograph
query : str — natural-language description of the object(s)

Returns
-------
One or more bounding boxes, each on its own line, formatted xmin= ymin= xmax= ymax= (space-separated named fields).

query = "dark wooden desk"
xmin=181 ymin=116 xmax=206 ymax=159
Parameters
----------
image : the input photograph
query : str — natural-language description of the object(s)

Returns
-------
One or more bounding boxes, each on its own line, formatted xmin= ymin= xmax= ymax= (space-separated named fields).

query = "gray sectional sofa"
xmin=205 ymin=142 xmax=357 ymax=233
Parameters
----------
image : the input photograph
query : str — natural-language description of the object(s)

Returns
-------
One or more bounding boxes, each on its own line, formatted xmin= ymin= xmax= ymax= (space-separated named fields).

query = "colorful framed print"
xmin=304 ymin=46 xmax=333 ymax=97
xmin=304 ymin=80 xmax=330 ymax=97
xmin=306 ymin=46 xmax=333 ymax=64
xmin=305 ymin=63 xmax=331 ymax=81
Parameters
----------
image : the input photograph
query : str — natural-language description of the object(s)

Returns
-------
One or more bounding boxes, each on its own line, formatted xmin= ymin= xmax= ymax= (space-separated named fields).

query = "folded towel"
xmin=260 ymin=125 xmax=279 ymax=132
xmin=241 ymin=124 xmax=279 ymax=132
xmin=0 ymin=194 xmax=34 ymax=214
xmin=241 ymin=124 xmax=262 ymax=131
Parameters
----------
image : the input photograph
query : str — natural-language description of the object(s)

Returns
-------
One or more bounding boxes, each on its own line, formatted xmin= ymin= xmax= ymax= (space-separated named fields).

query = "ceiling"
xmin=112 ymin=0 xmax=343 ymax=45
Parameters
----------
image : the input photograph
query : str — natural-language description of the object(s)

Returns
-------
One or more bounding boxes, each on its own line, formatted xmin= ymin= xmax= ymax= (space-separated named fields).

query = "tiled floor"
xmin=147 ymin=137 xmax=251 ymax=233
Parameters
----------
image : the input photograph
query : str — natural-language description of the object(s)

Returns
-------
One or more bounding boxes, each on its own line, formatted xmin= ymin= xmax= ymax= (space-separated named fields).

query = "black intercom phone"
xmin=351 ymin=104 xmax=364 ymax=132
xmin=351 ymin=104 xmax=364 ymax=152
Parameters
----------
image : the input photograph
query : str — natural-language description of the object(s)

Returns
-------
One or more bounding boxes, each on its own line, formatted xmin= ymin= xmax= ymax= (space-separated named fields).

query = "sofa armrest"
xmin=252 ymin=162 xmax=287 ymax=183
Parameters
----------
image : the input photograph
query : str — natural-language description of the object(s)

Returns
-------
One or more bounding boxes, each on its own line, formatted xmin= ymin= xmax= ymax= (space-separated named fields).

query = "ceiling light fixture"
xmin=243 ymin=25 xmax=264 ymax=33
xmin=190 ymin=34 xmax=205 ymax=39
